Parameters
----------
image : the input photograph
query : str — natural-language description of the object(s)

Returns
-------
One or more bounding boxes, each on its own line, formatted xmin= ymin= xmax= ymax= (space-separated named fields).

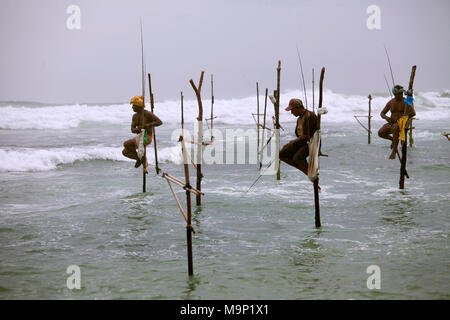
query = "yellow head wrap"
xmin=130 ymin=96 xmax=145 ymax=107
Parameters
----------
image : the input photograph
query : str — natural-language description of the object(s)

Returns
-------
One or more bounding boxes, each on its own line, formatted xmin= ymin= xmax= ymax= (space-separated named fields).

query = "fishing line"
xmin=384 ymin=44 xmax=395 ymax=87
xmin=296 ymin=44 xmax=308 ymax=108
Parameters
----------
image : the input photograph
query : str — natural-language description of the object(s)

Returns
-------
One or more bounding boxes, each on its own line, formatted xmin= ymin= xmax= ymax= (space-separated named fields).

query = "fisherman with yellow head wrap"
xmin=122 ymin=95 xmax=163 ymax=168
xmin=378 ymin=85 xmax=416 ymax=159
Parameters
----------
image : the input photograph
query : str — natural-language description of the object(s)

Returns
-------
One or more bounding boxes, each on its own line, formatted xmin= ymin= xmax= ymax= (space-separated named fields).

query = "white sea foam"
xmin=0 ymin=104 xmax=130 ymax=129
xmin=1 ymin=89 xmax=448 ymax=130
xmin=412 ymin=130 xmax=442 ymax=140
xmin=0 ymin=145 xmax=182 ymax=172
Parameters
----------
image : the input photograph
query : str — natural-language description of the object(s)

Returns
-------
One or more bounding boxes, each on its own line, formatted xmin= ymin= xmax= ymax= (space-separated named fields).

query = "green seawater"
xmin=0 ymin=119 xmax=449 ymax=300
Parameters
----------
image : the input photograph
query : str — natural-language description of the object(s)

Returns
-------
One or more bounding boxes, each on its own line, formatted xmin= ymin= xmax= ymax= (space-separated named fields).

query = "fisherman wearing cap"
xmin=279 ymin=98 xmax=318 ymax=175
xmin=122 ymin=95 xmax=162 ymax=168
xmin=378 ymin=85 xmax=416 ymax=159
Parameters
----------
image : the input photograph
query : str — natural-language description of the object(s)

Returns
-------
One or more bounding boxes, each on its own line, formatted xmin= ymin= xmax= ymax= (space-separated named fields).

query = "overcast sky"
xmin=1 ymin=0 xmax=449 ymax=104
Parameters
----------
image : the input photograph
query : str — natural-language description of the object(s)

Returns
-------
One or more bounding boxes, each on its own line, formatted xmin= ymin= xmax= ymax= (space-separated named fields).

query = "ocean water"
xmin=0 ymin=89 xmax=449 ymax=299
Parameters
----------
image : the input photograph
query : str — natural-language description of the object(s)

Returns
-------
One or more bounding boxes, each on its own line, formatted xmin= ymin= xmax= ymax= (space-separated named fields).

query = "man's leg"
xmin=280 ymin=142 xmax=310 ymax=175
xmin=280 ymin=143 xmax=304 ymax=172
xmin=379 ymin=123 xmax=397 ymax=150
xmin=122 ymin=138 xmax=142 ymax=167
xmin=280 ymin=156 xmax=308 ymax=175
xmin=389 ymin=123 xmax=400 ymax=159
xmin=378 ymin=123 xmax=393 ymax=141
xmin=292 ymin=144 xmax=309 ymax=176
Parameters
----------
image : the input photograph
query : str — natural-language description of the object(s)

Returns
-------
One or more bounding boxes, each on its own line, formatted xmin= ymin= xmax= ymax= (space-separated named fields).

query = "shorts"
xmin=279 ymin=141 xmax=309 ymax=162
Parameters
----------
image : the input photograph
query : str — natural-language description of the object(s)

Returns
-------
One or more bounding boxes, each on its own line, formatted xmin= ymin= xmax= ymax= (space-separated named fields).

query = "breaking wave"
xmin=0 ymin=89 xmax=448 ymax=130
xmin=0 ymin=145 xmax=182 ymax=172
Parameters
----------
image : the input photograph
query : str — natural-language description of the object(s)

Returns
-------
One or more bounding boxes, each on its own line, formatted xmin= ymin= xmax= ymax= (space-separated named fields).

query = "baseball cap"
xmin=285 ymin=98 xmax=304 ymax=111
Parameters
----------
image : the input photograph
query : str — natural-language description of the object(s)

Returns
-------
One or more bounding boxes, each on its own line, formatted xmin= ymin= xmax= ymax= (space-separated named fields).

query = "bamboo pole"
xmin=211 ymin=74 xmax=214 ymax=143
xmin=259 ymin=88 xmax=268 ymax=170
xmin=164 ymin=173 xmax=204 ymax=196
xmin=400 ymin=65 xmax=416 ymax=189
xmin=141 ymin=99 xmax=147 ymax=193
xmin=353 ymin=95 xmax=373 ymax=144
xmin=148 ymin=73 xmax=161 ymax=174
xmin=409 ymin=118 xmax=414 ymax=147
xmin=189 ymin=71 xmax=205 ymax=206
xmin=165 ymin=178 xmax=188 ymax=223
xmin=312 ymin=68 xmax=315 ymax=114
xmin=314 ymin=67 xmax=325 ymax=228
xmin=368 ymin=94 xmax=372 ymax=144
xmin=275 ymin=61 xmax=281 ymax=180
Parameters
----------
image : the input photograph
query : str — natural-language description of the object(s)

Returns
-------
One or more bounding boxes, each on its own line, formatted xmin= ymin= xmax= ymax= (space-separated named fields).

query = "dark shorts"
xmin=280 ymin=141 xmax=309 ymax=162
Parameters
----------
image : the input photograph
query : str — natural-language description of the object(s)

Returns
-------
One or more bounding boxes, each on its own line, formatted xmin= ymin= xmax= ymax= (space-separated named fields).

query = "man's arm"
xmin=295 ymin=112 xmax=317 ymax=142
xmin=287 ymin=113 xmax=315 ymax=145
xmin=130 ymin=114 xmax=140 ymax=134
xmin=380 ymin=101 xmax=393 ymax=123
xmin=143 ymin=111 xmax=163 ymax=132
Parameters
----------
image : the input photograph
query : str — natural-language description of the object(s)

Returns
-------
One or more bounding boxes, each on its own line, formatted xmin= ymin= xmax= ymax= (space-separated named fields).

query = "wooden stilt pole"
xmin=399 ymin=65 xmax=416 ymax=189
xmin=313 ymin=179 xmax=320 ymax=227
xmin=275 ymin=61 xmax=281 ymax=181
xmin=183 ymin=138 xmax=194 ymax=276
xmin=314 ymin=67 xmax=325 ymax=228
xmin=139 ymin=20 xmax=147 ymax=193
xmin=312 ymin=68 xmax=315 ymax=114
xmin=399 ymin=133 xmax=408 ymax=190
xmin=256 ymin=82 xmax=260 ymax=168
xmin=142 ymin=164 xmax=146 ymax=192
xmin=189 ymin=71 xmax=205 ymax=206
xmin=368 ymin=94 xmax=372 ymax=144
xmin=180 ymin=90 xmax=193 ymax=276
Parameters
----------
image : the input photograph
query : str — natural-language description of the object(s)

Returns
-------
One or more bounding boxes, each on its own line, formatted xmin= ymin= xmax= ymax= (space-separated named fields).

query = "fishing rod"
xmin=296 ymin=44 xmax=308 ymax=109
xmin=140 ymin=19 xmax=146 ymax=101
xmin=148 ymin=73 xmax=161 ymax=175
xmin=384 ymin=44 xmax=395 ymax=87
xmin=139 ymin=19 xmax=149 ymax=192
xmin=243 ymin=157 xmax=277 ymax=195
xmin=384 ymin=74 xmax=393 ymax=98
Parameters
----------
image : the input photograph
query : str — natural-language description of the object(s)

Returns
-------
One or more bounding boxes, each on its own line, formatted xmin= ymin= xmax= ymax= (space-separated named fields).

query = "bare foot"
xmin=134 ymin=158 xmax=142 ymax=168
xmin=389 ymin=152 xmax=396 ymax=160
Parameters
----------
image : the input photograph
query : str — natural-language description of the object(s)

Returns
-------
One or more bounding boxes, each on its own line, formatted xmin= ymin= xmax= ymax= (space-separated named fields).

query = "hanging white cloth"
xmin=136 ymin=129 xmax=145 ymax=160
xmin=307 ymin=130 xmax=321 ymax=182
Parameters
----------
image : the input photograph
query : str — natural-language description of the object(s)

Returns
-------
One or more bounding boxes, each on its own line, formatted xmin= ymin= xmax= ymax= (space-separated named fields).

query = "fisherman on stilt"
xmin=122 ymin=95 xmax=163 ymax=168
xmin=378 ymin=85 xmax=416 ymax=159
xmin=280 ymin=98 xmax=318 ymax=176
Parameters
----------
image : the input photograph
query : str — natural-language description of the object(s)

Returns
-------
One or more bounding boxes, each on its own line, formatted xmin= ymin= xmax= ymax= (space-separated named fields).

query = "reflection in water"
xmin=380 ymin=192 xmax=419 ymax=229
xmin=291 ymin=235 xmax=325 ymax=272
xmin=181 ymin=275 xmax=202 ymax=299
xmin=193 ymin=206 xmax=203 ymax=228
xmin=119 ymin=191 xmax=155 ymax=220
